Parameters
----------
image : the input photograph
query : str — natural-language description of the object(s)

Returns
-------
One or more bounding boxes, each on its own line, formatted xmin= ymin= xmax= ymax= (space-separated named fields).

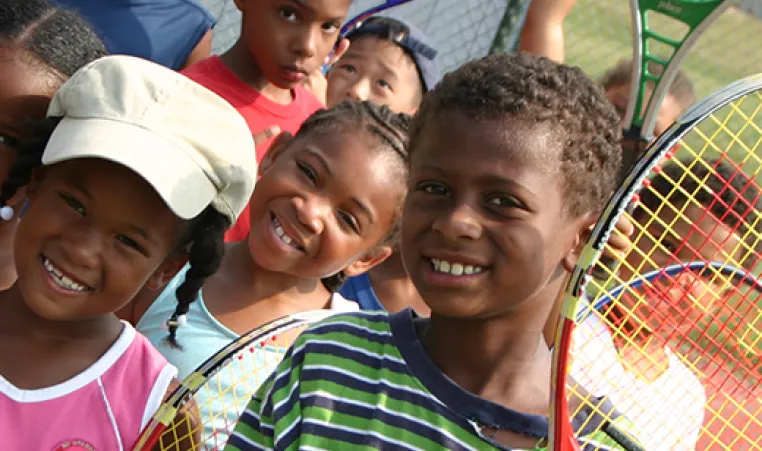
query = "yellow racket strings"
xmin=155 ymin=326 xmax=305 ymax=451
xmin=567 ymin=92 xmax=762 ymax=450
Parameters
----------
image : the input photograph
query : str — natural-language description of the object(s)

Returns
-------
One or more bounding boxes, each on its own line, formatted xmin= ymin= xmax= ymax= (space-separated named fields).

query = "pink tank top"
xmin=0 ymin=322 xmax=177 ymax=451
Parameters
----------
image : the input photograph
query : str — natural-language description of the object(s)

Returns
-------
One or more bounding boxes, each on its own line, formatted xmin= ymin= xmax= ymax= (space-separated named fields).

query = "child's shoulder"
xmin=287 ymin=310 xmax=403 ymax=369
xmin=181 ymin=55 xmax=228 ymax=85
xmin=297 ymin=310 xmax=395 ymax=346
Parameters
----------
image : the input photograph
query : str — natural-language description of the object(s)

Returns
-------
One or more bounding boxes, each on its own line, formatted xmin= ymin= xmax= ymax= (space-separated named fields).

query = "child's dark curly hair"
xmin=0 ymin=0 xmax=107 ymax=83
xmin=292 ymin=100 xmax=411 ymax=292
xmin=1 ymin=118 xmax=228 ymax=349
xmin=636 ymin=157 xmax=762 ymax=270
xmin=411 ymin=52 xmax=623 ymax=217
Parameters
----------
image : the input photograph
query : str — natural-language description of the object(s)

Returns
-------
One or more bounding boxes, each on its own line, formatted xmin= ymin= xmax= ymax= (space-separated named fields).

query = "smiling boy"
xmin=225 ymin=52 xmax=634 ymax=451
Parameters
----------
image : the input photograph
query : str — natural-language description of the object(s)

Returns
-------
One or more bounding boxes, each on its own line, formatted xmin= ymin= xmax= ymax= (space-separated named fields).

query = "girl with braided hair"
xmin=127 ymin=99 xmax=411 ymax=445
xmin=0 ymin=56 xmax=256 ymax=450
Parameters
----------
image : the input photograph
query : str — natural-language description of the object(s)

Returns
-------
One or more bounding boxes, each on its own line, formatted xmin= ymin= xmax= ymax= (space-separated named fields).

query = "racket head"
xmin=133 ymin=310 xmax=337 ymax=451
xmin=551 ymin=73 xmax=762 ymax=451
xmin=340 ymin=0 xmax=415 ymax=36
xmin=624 ymin=0 xmax=732 ymax=143
xmin=593 ymin=0 xmax=733 ymax=281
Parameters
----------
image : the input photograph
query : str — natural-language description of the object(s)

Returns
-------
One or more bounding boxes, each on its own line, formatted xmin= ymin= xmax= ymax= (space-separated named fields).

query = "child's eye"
xmin=417 ymin=182 xmax=448 ymax=196
xmin=0 ymin=135 xmax=18 ymax=149
xmin=296 ymin=160 xmax=318 ymax=185
xmin=338 ymin=64 xmax=356 ymax=74
xmin=58 ymin=192 xmax=86 ymax=215
xmin=279 ymin=7 xmax=298 ymax=22
xmin=660 ymin=238 xmax=679 ymax=254
xmin=486 ymin=195 xmax=524 ymax=209
xmin=338 ymin=211 xmax=360 ymax=232
xmin=376 ymin=79 xmax=392 ymax=90
xmin=322 ymin=21 xmax=340 ymax=33
xmin=116 ymin=235 xmax=146 ymax=254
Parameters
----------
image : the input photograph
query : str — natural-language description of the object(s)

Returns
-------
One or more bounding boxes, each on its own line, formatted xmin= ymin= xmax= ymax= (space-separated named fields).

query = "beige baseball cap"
xmin=43 ymin=55 xmax=257 ymax=228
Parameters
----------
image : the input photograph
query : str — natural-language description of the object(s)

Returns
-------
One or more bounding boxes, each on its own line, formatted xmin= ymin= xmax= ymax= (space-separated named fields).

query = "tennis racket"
xmin=549 ymin=73 xmax=762 ymax=451
xmin=341 ymin=0 xmax=415 ymax=35
xmin=132 ymin=310 xmax=337 ymax=451
xmin=592 ymin=0 xmax=734 ymax=280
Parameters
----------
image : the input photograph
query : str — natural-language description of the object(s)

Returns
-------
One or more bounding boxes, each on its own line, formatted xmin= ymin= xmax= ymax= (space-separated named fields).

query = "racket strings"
xmin=152 ymin=328 xmax=305 ymax=451
xmin=567 ymin=100 xmax=762 ymax=449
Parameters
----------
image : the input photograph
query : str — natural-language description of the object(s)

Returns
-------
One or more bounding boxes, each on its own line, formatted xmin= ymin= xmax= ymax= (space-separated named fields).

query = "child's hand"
xmin=253 ymin=125 xmax=281 ymax=147
xmin=302 ymin=37 xmax=350 ymax=105
xmin=603 ymin=214 xmax=634 ymax=259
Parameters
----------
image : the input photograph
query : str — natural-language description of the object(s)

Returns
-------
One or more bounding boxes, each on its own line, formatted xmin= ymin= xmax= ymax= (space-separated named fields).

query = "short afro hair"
xmin=411 ymin=52 xmax=623 ymax=217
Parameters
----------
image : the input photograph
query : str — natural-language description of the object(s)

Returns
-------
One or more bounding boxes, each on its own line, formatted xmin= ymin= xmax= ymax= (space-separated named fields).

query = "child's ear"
xmin=562 ymin=212 xmax=599 ymax=273
xmin=342 ymin=245 xmax=394 ymax=277
xmin=258 ymin=131 xmax=294 ymax=178
xmin=145 ymin=251 xmax=189 ymax=291
xmin=331 ymin=38 xmax=351 ymax=64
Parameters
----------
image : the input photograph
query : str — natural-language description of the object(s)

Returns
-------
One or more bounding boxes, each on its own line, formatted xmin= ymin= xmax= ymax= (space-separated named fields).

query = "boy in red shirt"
xmin=184 ymin=0 xmax=352 ymax=242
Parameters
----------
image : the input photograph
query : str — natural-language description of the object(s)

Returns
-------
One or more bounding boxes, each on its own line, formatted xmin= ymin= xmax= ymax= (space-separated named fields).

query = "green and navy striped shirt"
xmin=226 ymin=310 xmax=638 ymax=451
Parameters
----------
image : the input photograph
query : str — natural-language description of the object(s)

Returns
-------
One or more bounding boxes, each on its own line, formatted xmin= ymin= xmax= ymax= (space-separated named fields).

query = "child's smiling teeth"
xmin=272 ymin=215 xmax=304 ymax=251
xmin=430 ymin=258 xmax=484 ymax=276
xmin=43 ymin=257 xmax=90 ymax=292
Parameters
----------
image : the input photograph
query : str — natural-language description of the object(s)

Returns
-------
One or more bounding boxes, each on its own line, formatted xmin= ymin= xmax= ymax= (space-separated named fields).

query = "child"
xmin=324 ymin=16 xmax=440 ymax=115
xmin=570 ymin=158 xmax=762 ymax=450
xmin=225 ymin=52 xmax=638 ymax=451
xmin=323 ymin=16 xmax=440 ymax=315
xmin=183 ymin=0 xmax=354 ymax=242
xmin=0 ymin=55 xmax=257 ymax=450
xmin=0 ymin=0 xmax=107 ymax=289
xmin=127 ymin=99 xmax=410 ymax=447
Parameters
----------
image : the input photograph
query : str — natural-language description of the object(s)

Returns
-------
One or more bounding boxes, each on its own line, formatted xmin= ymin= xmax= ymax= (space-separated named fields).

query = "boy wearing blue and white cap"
xmin=324 ymin=16 xmax=441 ymax=114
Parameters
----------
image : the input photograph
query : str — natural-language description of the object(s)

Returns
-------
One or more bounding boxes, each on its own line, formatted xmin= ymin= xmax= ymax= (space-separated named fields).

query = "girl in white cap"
xmin=0 ymin=55 xmax=257 ymax=450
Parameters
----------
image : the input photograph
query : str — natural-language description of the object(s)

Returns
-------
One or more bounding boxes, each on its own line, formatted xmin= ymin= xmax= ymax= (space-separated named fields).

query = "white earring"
xmin=0 ymin=206 xmax=14 ymax=221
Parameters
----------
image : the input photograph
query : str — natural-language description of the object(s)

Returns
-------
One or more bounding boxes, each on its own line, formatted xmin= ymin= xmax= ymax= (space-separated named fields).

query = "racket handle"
xmin=591 ymin=132 xmax=649 ymax=281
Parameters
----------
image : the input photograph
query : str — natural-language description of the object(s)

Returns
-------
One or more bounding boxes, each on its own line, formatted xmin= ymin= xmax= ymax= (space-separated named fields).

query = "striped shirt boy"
xmin=226 ymin=311 xmax=638 ymax=451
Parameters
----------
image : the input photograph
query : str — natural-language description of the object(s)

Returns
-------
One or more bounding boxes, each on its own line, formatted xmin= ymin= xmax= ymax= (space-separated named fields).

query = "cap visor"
xmin=42 ymin=117 xmax=216 ymax=220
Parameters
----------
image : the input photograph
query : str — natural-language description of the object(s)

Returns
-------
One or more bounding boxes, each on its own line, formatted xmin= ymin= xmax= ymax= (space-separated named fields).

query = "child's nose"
xmin=60 ymin=225 xmax=102 ymax=269
xmin=293 ymin=196 xmax=326 ymax=235
xmin=347 ymin=80 xmax=369 ymax=102
xmin=432 ymin=204 xmax=482 ymax=241
xmin=292 ymin=27 xmax=319 ymax=59
xmin=666 ymin=272 xmax=715 ymax=316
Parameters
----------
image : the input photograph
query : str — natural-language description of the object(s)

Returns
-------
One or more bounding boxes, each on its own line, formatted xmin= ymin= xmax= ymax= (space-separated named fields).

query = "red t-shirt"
xmin=182 ymin=56 xmax=324 ymax=242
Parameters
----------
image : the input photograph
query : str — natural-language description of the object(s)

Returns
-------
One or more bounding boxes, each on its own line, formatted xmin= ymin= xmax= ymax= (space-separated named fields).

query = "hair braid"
xmin=165 ymin=207 xmax=228 ymax=349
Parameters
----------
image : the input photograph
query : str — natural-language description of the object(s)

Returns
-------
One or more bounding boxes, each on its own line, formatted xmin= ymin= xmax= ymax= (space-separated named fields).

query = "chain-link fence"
xmin=563 ymin=0 xmax=762 ymax=100
xmin=197 ymin=0 xmax=527 ymax=74
xmin=197 ymin=0 xmax=762 ymax=101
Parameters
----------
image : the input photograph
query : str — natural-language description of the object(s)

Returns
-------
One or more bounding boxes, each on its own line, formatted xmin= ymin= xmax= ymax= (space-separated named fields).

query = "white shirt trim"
xmin=140 ymin=363 xmax=178 ymax=430
xmin=0 ymin=321 xmax=135 ymax=402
